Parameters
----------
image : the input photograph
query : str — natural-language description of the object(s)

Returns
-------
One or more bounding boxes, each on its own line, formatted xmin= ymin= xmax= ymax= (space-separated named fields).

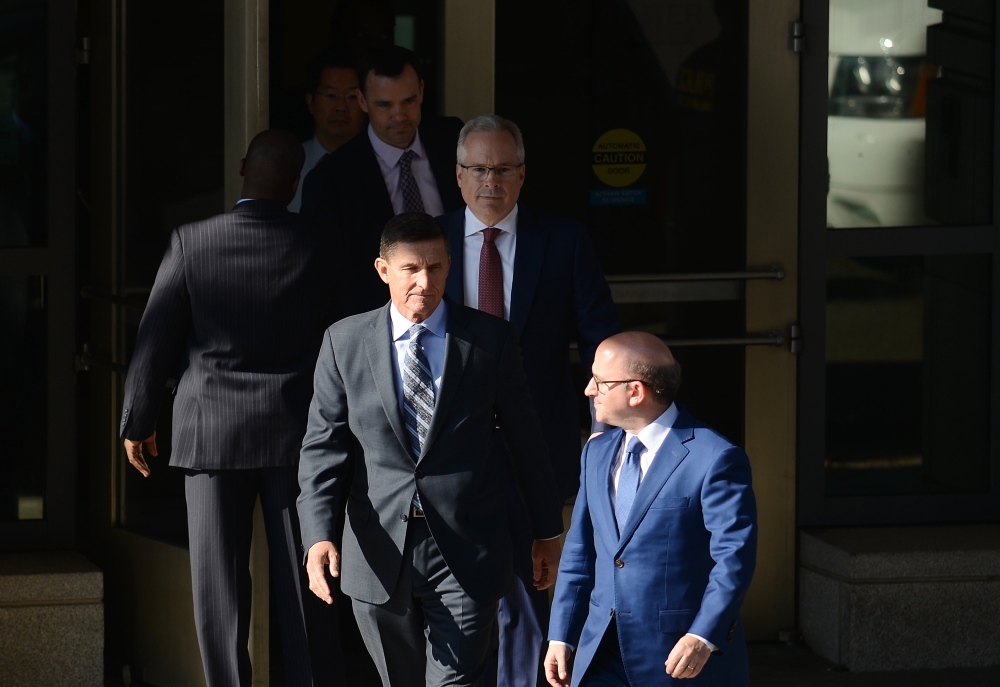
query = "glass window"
xmin=827 ymin=0 xmax=994 ymax=228
xmin=825 ymin=255 xmax=991 ymax=497
xmin=497 ymin=0 xmax=749 ymax=443
xmin=0 ymin=275 xmax=47 ymax=520
xmin=0 ymin=0 xmax=47 ymax=246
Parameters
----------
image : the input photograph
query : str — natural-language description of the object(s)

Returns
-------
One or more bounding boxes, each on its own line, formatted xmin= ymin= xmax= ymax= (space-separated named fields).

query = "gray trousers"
xmin=185 ymin=467 xmax=342 ymax=687
xmin=352 ymin=517 xmax=498 ymax=687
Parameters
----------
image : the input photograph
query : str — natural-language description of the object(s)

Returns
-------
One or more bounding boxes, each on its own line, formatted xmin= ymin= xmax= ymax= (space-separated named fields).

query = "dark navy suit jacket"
xmin=549 ymin=410 xmax=758 ymax=687
xmin=300 ymin=117 xmax=465 ymax=318
xmin=440 ymin=206 xmax=621 ymax=499
xmin=120 ymin=200 xmax=331 ymax=469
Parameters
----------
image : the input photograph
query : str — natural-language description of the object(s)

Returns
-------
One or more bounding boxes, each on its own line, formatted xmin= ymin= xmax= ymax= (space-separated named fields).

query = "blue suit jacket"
xmin=440 ymin=206 xmax=621 ymax=499
xmin=549 ymin=410 xmax=757 ymax=686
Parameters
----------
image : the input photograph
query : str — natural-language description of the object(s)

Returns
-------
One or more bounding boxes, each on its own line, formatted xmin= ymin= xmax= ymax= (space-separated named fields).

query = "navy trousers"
xmin=496 ymin=438 xmax=552 ymax=687
xmin=580 ymin=621 xmax=631 ymax=687
xmin=185 ymin=467 xmax=343 ymax=687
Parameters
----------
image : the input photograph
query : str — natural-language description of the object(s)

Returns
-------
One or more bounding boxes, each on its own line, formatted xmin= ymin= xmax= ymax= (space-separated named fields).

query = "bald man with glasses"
xmin=439 ymin=114 xmax=621 ymax=687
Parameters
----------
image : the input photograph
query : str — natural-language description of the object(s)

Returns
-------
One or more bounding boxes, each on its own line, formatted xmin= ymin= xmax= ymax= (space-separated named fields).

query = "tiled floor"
xmin=749 ymin=643 xmax=1000 ymax=686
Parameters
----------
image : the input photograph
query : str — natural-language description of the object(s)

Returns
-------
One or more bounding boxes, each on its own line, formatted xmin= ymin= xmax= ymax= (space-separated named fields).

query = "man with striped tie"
xmin=297 ymin=212 xmax=564 ymax=687
xmin=543 ymin=332 xmax=757 ymax=687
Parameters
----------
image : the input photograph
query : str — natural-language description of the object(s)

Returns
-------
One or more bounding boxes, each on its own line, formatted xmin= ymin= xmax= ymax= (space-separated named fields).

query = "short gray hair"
xmin=456 ymin=115 xmax=526 ymax=165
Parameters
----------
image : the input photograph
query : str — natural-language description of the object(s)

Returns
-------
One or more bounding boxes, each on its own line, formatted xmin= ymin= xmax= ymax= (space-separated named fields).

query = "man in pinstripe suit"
xmin=120 ymin=130 xmax=340 ymax=687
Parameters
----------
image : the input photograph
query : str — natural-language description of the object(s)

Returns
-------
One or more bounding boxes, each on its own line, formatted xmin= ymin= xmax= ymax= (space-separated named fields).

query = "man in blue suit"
xmin=438 ymin=115 xmax=621 ymax=687
xmin=544 ymin=332 xmax=757 ymax=686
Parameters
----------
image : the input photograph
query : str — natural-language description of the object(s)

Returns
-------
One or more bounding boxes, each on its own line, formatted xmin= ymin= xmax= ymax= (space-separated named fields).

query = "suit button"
xmin=614 ymin=559 xmax=625 ymax=568
xmin=415 ymin=469 xmax=424 ymax=479
xmin=400 ymin=514 xmax=408 ymax=522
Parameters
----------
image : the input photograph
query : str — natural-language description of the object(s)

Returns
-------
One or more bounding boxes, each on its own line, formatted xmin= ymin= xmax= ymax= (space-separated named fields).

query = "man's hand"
xmin=124 ymin=433 xmax=158 ymax=477
xmin=665 ymin=634 xmax=711 ymax=679
xmin=543 ymin=642 xmax=573 ymax=687
xmin=306 ymin=540 xmax=340 ymax=604
xmin=532 ymin=537 xmax=562 ymax=590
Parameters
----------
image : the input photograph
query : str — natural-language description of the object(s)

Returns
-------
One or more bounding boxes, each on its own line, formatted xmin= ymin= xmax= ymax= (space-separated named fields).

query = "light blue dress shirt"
xmin=368 ymin=125 xmax=445 ymax=218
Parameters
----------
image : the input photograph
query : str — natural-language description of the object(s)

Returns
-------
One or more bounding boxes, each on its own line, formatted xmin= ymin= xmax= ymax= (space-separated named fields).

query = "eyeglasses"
xmin=590 ymin=376 xmax=644 ymax=395
xmin=459 ymin=164 xmax=523 ymax=181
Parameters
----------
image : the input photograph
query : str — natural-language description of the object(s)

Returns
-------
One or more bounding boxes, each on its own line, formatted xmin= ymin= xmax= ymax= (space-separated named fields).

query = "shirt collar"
xmin=464 ymin=203 xmax=519 ymax=237
xmin=306 ymin=135 xmax=333 ymax=155
xmin=389 ymin=299 xmax=448 ymax=342
xmin=625 ymin=403 xmax=679 ymax=457
xmin=369 ymin=123 xmax=426 ymax=169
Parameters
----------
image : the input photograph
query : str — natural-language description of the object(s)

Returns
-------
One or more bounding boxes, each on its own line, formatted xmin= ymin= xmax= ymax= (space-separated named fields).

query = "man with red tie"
xmin=439 ymin=115 xmax=622 ymax=687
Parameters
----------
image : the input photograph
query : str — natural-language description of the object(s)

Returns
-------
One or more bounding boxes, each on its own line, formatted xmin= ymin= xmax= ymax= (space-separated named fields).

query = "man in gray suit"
xmin=297 ymin=212 xmax=565 ymax=687
xmin=121 ymin=130 xmax=340 ymax=687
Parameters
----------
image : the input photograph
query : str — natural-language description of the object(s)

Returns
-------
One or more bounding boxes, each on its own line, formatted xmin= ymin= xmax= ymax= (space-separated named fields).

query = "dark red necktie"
xmin=478 ymin=227 xmax=504 ymax=319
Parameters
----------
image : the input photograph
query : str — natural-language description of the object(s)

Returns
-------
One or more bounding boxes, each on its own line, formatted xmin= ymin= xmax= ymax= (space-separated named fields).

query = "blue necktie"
xmin=615 ymin=436 xmax=645 ymax=532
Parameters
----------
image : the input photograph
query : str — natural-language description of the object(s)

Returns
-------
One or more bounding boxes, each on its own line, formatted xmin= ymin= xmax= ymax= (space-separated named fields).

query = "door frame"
xmin=0 ymin=0 xmax=78 ymax=551
xmin=796 ymin=0 xmax=1000 ymax=528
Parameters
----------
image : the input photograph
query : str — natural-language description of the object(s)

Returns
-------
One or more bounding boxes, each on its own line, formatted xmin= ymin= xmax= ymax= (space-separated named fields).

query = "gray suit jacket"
xmin=297 ymin=300 xmax=564 ymax=604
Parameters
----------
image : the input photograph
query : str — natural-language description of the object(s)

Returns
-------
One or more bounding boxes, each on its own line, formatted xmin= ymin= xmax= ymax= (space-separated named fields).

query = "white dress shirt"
xmin=462 ymin=204 xmax=518 ymax=320
xmin=369 ymin=125 xmax=445 ymax=217
xmin=552 ymin=403 xmax=718 ymax=653
xmin=287 ymin=136 xmax=333 ymax=213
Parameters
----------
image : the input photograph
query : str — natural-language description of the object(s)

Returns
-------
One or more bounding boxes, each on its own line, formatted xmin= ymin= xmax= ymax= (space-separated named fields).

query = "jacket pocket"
xmin=649 ymin=496 xmax=690 ymax=510
xmin=659 ymin=609 xmax=698 ymax=634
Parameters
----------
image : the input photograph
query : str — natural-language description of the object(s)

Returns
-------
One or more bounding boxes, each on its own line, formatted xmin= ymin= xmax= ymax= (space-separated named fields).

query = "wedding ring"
xmin=687 ymin=664 xmax=696 ymax=670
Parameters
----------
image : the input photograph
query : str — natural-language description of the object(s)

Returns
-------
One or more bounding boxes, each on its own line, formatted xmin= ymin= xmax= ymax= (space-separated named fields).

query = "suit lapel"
xmin=509 ymin=209 xmax=547 ymax=332
xmin=616 ymin=420 xmax=694 ymax=551
xmin=357 ymin=133 xmax=395 ymax=221
xmin=592 ymin=429 xmax=625 ymax=546
xmin=364 ymin=305 xmax=411 ymax=455
xmin=419 ymin=303 xmax=472 ymax=462
xmin=444 ymin=213 xmax=466 ymax=304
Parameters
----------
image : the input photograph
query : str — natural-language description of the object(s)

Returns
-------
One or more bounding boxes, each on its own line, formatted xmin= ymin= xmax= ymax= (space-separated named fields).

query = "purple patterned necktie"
xmin=398 ymin=149 xmax=425 ymax=214
xmin=478 ymin=227 xmax=504 ymax=319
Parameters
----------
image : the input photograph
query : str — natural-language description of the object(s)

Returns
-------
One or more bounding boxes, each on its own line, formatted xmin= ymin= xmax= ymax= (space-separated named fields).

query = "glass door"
xmin=798 ymin=0 xmax=1000 ymax=525
xmin=0 ymin=0 xmax=78 ymax=550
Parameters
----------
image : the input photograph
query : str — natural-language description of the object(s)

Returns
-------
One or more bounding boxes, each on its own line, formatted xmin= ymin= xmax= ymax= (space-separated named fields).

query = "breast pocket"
xmin=649 ymin=496 xmax=690 ymax=510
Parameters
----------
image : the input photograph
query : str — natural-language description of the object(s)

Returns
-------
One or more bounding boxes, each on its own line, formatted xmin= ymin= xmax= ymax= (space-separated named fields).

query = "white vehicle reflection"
xmin=827 ymin=0 xmax=942 ymax=228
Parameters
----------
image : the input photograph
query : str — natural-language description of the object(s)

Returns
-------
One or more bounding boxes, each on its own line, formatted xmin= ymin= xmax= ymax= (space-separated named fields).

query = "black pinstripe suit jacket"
xmin=120 ymin=200 xmax=332 ymax=469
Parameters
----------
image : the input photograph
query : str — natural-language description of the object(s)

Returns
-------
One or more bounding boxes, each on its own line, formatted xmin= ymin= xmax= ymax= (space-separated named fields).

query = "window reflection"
xmin=825 ymin=255 xmax=991 ymax=497
xmin=0 ymin=0 xmax=46 ymax=246
xmin=0 ymin=275 xmax=47 ymax=521
xmin=827 ymin=0 xmax=995 ymax=229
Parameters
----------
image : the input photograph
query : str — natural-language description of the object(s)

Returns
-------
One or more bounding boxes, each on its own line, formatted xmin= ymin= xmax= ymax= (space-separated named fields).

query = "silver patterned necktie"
xmin=402 ymin=324 xmax=435 ymax=460
xmin=615 ymin=436 xmax=645 ymax=532
xmin=398 ymin=149 xmax=426 ymax=214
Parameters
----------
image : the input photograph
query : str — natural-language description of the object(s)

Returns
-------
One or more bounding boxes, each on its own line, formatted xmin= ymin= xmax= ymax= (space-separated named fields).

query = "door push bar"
xmin=604 ymin=266 xmax=785 ymax=284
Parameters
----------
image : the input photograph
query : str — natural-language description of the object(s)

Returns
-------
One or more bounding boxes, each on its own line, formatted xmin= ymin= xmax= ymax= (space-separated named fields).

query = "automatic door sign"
xmin=590 ymin=129 xmax=647 ymax=206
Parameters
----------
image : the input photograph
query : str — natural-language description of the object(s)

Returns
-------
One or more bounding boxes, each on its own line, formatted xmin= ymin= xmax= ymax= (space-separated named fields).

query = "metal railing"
xmin=80 ymin=285 xmax=148 ymax=311
xmin=604 ymin=266 xmax=784 ymax=304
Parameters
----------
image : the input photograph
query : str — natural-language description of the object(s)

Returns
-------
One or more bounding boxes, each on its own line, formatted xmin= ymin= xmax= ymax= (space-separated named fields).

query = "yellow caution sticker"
xmin=591 ymin=129 xmax=646 ymax=188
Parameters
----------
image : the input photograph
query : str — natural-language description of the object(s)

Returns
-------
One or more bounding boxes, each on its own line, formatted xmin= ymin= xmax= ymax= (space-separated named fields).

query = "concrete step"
xmin=799 ymin=525 xmax=1000 ymax=671
xmin=0 ymin=551 xmax=104 ymax=687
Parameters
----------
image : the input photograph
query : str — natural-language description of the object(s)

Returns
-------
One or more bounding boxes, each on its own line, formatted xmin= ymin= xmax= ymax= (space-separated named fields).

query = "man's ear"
xmin=238 ymin=158 xmax=246 ymax=177
xmin=289 ymin=176 xmax=301 ymax=202
xmin=418 ymin=79 xmax=425 ymax=104
xmin=358 ymin=88 xmax=370 ymax=114
xmin=374 ymin=256 xmax=390 ymax=284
